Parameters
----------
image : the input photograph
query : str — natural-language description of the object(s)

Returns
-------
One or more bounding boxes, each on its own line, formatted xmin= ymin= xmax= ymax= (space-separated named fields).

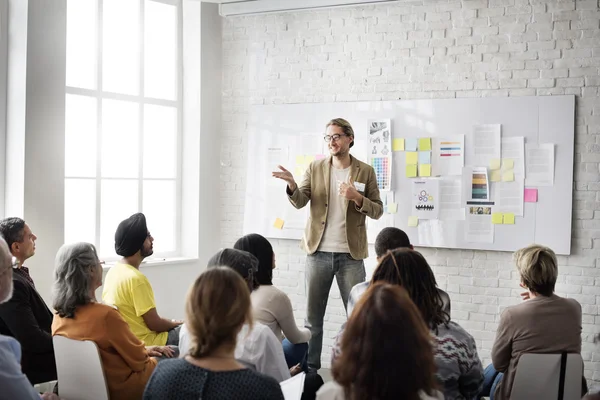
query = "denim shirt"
xmin=0 ymin=334 xmax=43 ymax=400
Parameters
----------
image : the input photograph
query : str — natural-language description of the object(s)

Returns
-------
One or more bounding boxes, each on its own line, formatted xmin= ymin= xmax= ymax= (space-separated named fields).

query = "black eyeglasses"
xmin=323 ymin=134 xmax=348 ymax=143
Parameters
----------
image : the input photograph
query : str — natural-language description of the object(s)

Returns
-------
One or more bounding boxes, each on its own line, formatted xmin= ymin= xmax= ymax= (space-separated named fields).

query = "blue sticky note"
xmin=405 ymin=138 xmax=418 ymax=151
xmin=418 ymin=151 xmax=431 ymax=164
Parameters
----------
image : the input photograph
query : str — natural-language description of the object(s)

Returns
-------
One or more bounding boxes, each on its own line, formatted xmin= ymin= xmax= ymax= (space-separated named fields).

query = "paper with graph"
xmin=412 ymin=179 xmax=440 ymax=219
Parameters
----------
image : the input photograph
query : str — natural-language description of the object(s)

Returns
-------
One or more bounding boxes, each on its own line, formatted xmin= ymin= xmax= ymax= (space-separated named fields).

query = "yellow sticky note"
xmin=418 ymin=137 xmax=432 ymax=151
xmin=305 ymin=155 xmax=315 ymax=164
xmin=490 ymin=159 xmax=501 ymax=170
xmin=406 ymin=152 xmax=418 ymax=165
xmin=408 ymin=216 xmax=419 ymax=227
xmin=419 ymin=164 xmax=432 ymax=177
xmin=294 ymin=167 xmax=304 ymax=176
xmin=392 ymin=138 xmax=405 ymax=152
xmin=492 ymin=213 xmax=503 ymax=224
xmin=406 ymin=164 xmax=417 ymax=178
xmin=502 ymin=159 xmax=514 ymax=169
xmin=295 ymin=155 xmax=304 ymax=166
xmin=490 ymin=170 xmax=501 ymax=182
xmin=502 ymin=170 xmax=515 ymax=182
xmin=273 ymin=218 xmax=285 ymax=229
xmin=388 ymin=203 xmax=398 ymax=214
xmin=503 ymin=213 xmax=515 ymax=225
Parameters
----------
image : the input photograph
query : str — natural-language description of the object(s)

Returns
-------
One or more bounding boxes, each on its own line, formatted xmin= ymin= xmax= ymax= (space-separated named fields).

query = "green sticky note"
xmin=406 ymin=164 xmax=417 ymax=178
xmin=418 ymin=137 xmax=432 ymax=151
xmin=502 ymin=170 xmax=515 ymax=182
xmin=490 ymin=158 xmax=501 ymax=170
xmin=503 ymin=213 xmax=515 ymax=225
xmin=406 ymin=152 xmax=418 ymax=165
xmin=408 ymin=216 xmax=419 ymax=227
xmin=490 ymin=170 xmax=501 ymax=182
xmin=392 ymin=138 xmax=405 ymax=151
xmin=492 ymin=213 xmax=503 ymax=224
xmin=419 ymin=164 xmax=432 ymax=177
xmin=502 ymin=159 xmax=514 ymax=169
xmin=388 ymin=203 xmax=398 ymax=214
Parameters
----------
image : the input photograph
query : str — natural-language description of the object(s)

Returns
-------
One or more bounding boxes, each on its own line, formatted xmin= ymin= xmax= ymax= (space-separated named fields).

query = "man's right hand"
xmin=272 ymin=165 xmax=297 ymax=192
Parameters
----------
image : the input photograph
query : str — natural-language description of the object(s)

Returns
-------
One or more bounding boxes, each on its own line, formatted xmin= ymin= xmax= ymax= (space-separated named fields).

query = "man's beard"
xmin=141 ymin=247 xmax=154 ymax=258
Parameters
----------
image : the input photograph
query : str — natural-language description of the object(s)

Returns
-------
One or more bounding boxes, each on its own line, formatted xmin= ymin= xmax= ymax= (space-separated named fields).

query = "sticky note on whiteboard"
xmin=273 ymin=218 xmax=285 ymax=229
xmin=503 ymin=213 xmax=515 ymax=225
xmin=419 ymin=164 xmax=432 ymax=177
xmin=502 ymin=159 xmax=515 ymax=169
xmin=418 ymin=137 xmax=432 ymax=151
xmin=406 ymin=152 xmax=418 ymax=165
xmin=406 ymin=164 xmax=417 ymax=178
xmin=524 ymin=188 xmax=538 ymax=202
xmin=388 ymin=203 xmax=398 ymax=214
xmin=490 ymin=159 xmax=501 ymax=170
xmin=408 ymin=216 xmax=419 ymax=227
xmin=490 ymin=170 xmax=501 ymax=182
xmin=392 ymin=138 xmax=405 ymax=151
xmin=502 ymin=170 xmax=515 ymax=182
xmin=492 ymin=213 xmax=503 ymax=224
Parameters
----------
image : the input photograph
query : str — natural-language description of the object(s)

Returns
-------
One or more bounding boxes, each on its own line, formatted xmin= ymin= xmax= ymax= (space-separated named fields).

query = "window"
xmin=0 ymin=0 xmax=7 ymax=219
xmin=64 ymin=0 xmax=182 ymax=259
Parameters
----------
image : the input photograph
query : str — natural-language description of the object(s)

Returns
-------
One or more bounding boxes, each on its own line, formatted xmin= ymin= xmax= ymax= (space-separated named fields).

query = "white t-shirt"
xmin=318 ymin=166 xmax=351 ymax=253
xmin=316 ymin=381 xmax=445 ymax=400
xmin=178 ymin=323 xmax=291 ymax=383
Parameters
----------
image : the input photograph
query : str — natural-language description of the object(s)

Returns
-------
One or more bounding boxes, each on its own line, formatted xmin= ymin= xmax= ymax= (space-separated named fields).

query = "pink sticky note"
xmin=315 ymin=154 xmax=326 ymax=160
xmin=524 ymin=188 xmax=538 ymax=203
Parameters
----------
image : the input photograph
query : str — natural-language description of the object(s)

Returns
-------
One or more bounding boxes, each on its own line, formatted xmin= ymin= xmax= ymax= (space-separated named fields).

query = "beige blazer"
xmin=287 ymin=155 xmax=383 ymax=260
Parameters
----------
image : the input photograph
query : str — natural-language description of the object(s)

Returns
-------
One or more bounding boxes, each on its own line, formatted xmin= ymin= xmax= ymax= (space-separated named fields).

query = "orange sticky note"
xmin=273 ymin=218 xmax=284 ymax=229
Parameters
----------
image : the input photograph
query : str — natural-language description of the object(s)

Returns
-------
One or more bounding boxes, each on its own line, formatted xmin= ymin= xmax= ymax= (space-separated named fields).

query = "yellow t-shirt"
xmin=102 ymin=263 xmax=168 ymax=346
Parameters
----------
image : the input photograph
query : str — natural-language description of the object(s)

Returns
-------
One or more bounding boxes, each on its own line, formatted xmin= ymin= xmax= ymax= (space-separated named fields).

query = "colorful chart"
xmin=439 ymin=141 xmax=462 ymax=157
xmin=472 ymin=172 xmax=488 ymax=200
xmin=371 ymin=157 xmax=391 ymax=191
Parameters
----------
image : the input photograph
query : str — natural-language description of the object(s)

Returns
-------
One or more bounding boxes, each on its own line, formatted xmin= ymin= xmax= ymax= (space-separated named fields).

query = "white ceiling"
xmin=201 ymin=0 xmax=255 ymax=3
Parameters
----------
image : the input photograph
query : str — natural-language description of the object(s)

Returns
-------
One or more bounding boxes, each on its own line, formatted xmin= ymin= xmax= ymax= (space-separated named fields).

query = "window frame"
xmin=0 ymin=0 xmax=8 ymax=219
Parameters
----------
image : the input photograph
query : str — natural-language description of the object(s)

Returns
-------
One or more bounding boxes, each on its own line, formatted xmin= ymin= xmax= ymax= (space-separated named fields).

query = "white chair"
xmin=510 ymin=353 xmax=584 ymax=400
xmin=53 ymin=335 xmax=110 ymax=400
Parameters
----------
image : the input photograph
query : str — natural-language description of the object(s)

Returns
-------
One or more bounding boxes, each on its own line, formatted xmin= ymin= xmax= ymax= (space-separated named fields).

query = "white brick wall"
xmin=220 ymin=0 xmax=600 ymax=384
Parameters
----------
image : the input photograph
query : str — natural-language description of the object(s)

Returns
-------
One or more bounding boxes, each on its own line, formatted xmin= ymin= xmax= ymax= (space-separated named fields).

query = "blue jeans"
xmin=282 ymin=338 xmax=308 ymax=371
xmin=305 ymin=251 xmax=365 ymax=370
xmin=480 ymin=364 xmax=503 ymax=400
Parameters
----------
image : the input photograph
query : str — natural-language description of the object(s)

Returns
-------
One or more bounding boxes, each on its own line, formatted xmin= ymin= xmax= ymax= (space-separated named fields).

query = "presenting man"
xmin=273 ymin=118 xmax=383 ymax=370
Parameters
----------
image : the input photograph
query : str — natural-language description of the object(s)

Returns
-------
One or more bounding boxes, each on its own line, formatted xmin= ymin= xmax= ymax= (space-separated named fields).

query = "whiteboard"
xmin=243 ymin=96 xmax=574 ymax=255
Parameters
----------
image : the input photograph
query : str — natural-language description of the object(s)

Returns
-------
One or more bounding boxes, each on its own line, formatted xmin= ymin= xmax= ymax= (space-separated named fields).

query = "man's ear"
xmin=409 ymin=245 xmax=414 ymax=250
xmin=10 ymin=242 xmax=19 ymax=254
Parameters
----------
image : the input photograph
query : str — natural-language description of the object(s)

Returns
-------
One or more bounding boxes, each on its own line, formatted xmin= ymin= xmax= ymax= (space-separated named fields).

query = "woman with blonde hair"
xmin=143 ymin=266 xmax=284 ymax=400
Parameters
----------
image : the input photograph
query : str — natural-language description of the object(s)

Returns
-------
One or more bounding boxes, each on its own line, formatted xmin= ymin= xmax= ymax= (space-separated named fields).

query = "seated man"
xmin=0 ymin=217 xmax=57 ymax=384
xmin=102 ymin=213 xmax=182 ymax=347
xmin=0 ymin=237 xmax=59 ymax=399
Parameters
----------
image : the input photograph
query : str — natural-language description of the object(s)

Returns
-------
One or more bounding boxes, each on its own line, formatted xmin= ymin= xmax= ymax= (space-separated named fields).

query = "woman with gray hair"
xmin=51 ymin=242 xmax=171 ymax=400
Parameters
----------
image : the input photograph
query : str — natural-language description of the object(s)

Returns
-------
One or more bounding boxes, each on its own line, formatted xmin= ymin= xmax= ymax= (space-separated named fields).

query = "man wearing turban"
xmin=102 ymin=213 xmax=182 ymax=348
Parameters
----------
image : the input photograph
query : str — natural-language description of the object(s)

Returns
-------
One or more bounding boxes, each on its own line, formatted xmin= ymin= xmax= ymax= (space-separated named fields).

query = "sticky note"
xmin=392 ymin=138 xmax=405 ymax=151
xmin=388 ymin=203 xmax=398 ymax=214
xmin=502 ymin=159 xmax=514 ymax=169
xmin=294 ymin=167 xmax=303 ymax=176
xmin=503 ymin=213 xmax=515 ymax=225
xmin=406 ymin=164 xmax=417 ymax=178
xmin=295 ymin=155 xmax=304 ymax=166
xmin=408 ymin=216 xmax=419 ymax=227
xmin=490 ymin=170 xmax=501 ymax=182
xmin=418 ymin=137 xmax=432 ymax=151
xmin=418 ymin=151 xmax=431 ymax=164
xmin=406 ymin=152 xmax=418 ymax=165
xmin=273 ymin=218 xmax=285 ymax=229
xmin=315 ymin=154 xmax=326 ymax=160
xmin=490 ymin=159 xmax=501 ymax=170
xmin=419 ymin=164 xmax=432 ymax=177
xmin=305 ymin=155 xmax=315 ymax=164
xmin=492 ymin=213 xmax=503 ymax=224
xmin=405 ymin=138 xmax=418 ymax=151
xmin=524 ymin=188 xmax=538 ymax=202
xmin=502 ymin=170 xmax=515 ymax=182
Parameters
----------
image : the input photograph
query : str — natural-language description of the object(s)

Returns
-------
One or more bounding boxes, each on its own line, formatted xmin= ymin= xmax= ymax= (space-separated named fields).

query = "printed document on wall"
xmin=412 ymin=179 xmax=440 ymax=220
xmin=439 ymin=177 xmax=465 ymax=220
xmin=465 ymin=208 xmax=494 ymax=244
xmin=492 ymin=178 xmax=524 ymax=216
xmin=525 ymin=143 xmax=555 ymax=186
xmin=432 ymin=135 xmax=465 ymax=176
xmin=501 ymin=137 xmax=525 ymax=181
xmin=467 ymin=124 xmax=501 ymax=167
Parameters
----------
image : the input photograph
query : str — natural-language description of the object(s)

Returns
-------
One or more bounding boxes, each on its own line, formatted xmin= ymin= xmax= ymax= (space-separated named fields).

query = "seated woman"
xmin=480 ymin=244 xmax=583 ymax=400
xmin=51 ymin=243 xmax=169 ymax=400
xmin=178 ymin=248 xmax=291 ymax=383
xmin=234 ymin=233 xmax=311 ymax=369
xmin=317 ymin=283 xmax=443 ymax=400
xmin=143 ymin=266 xmax=284 ymax=400
xmin=331 ymin=249 xmax=483 ymax=400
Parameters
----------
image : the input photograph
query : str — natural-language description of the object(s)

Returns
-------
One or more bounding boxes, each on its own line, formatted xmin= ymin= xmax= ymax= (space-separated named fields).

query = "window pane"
xmin=66 ymin=0 xmax=97 ymax=89
xmin=144 ymin=0 xmax=177 ymax=100
xmin=101 ymin=99 xmax=139 ymax=178
xmin=66 ymin=95 xmax=97 ymax=177
xmin=143 ymin=105 xmax=177 ymax=179
xmin=102 ymin=0 xmax=139 ymax=95
xmin=143 ymin=180 xmax=176 ymax=253
xmin=65 ymin=179 xmax=96 ymax=245
xmin=100 ymin=179 xmax=139 ymax=256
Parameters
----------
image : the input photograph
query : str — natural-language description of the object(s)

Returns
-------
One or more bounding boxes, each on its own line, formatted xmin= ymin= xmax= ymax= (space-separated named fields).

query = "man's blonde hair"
xmin=513 ymin=244 xmax=558 ymax=297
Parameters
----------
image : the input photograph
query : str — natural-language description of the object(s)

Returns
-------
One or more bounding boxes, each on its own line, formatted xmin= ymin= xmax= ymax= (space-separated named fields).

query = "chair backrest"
xmin=53 ymin=335 xmax=110 ymax=400
xmin=510 ymin=353 xmax=583 ymax=400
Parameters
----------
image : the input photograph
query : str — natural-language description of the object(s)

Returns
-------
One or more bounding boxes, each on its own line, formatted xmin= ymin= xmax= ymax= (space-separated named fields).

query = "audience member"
xmin=179 ymin=248 xmax=290 ymax=382
xmin=143 ymin=267 xmax=284 ymax=400
xmin=0 ymin=217 xmax=57 ymax=384
xmin=102 ymin=213 xmax=182 ymax=347
xmin=0 ymin=237 xmax=59 ymax=399
xmin=234 ymin=233 xmax=311 ymax=369
xmin=317 ymin=283 xmax=443 ymax=400
xmin=480 ymin=244 xmax=584 ymax=400
xmin=51 ymin=242 xmax=170 ymax=400
xmin=333 ymin=249 xmax=483 ymax=399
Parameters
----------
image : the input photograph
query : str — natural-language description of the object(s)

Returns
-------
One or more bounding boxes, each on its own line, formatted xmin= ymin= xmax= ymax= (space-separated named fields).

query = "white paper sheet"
xmin=439 ymin=177 xmax=465 ymax=220
xmin=432 ymin=135 xmax=465 ymax=176
xmin=280 ymin=373 xmax=306 ymax=400
xmin=465 ymin=211 xmax=494 ymax=243
xmin=501 ymin=137 xmax=525 ymax=180
xmin=412 ymin=179 xmax=440 ymax=220
xmin=467 ymin=124 xmax=501 ymax=167
xmin=525 ymin=143 xmax=555 ymax=186
xmin=492 ymin=178 xmax=524 ymax=216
